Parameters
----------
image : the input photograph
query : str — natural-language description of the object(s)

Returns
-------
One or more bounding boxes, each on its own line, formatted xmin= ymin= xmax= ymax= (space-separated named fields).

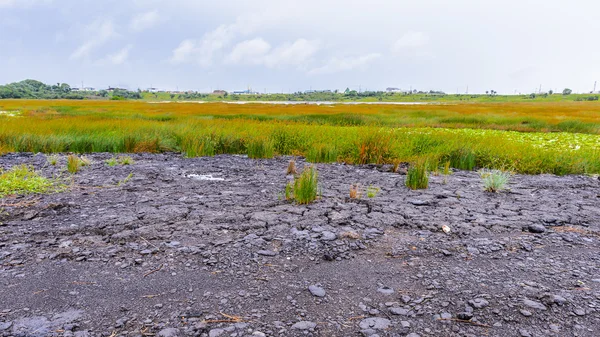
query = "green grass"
xmin=247 ymin=137 xmax=274 ymax=159
xmin=47 ymin=154 xmax=59 ymax=166
xmin=0 ymin=165 xmax=62 ymax=198
xmin=288 ymin=166 xmax=319 ymax=204
xmin=480 ymin=169 xmax=511 ymax=192
xmin=67 ymin=155 xmax=81 ymax=174
xmin=118 ymin=156 xmax=134 ymax=165
xmin=367 ymin=186 xmax=380 ymax=198
xmin=406 ymin=160 xmax=429 ymax=190
xmin=306 ymin=144 xmax=338 ymax=163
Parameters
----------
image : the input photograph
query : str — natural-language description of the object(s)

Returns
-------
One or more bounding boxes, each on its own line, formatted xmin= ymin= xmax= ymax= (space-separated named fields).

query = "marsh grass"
xmin=106 ymin=157 xmax=118 ymax=166
xmin=307 ymin=144 xmax=338 ymax=163
xmin=480 ymin=169 xmax=511 ymax=192
xmin=0 ymin=100 xmax=599 ymax=175
xmin=247 ymin=137 xmax=274 ymax=159
xmin=67 ymin=155 xmax=81 ymax=174
xmin=287 ymin=166 xmax=319 ymax=204
xmin=0 ymin=165 xmax=62 ymax=197
xmin=406 ymin=159 xmax=429 ymax=190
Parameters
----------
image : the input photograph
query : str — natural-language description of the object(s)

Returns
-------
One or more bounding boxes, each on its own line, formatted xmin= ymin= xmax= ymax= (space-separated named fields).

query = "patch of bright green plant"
xmin=0 ymin=165 xmax=63 ymax=197
xmin=367 ymin=186 xmax=380 ymax=198
xmin=479 ymin=169 xmax=511 ymax=192
xmin=106 ymin=157 xmax=118 ymax=166
xmin=447 ymin=148 xmax=476 ymax=171
xmin=117 ymin=173 xmax=134 ymax=186
xmin=286 ymin=166 xmax=319 ymax=204
xmin=406 ymin=160 xmax=429 ymax=190
xmin=118 ymin=156 xmax=134 ymax=165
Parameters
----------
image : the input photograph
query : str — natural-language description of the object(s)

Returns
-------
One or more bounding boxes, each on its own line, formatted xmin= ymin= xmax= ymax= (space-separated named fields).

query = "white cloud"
xmin=104 ymin=45 xmax=132 ymax=65
xmin=263 ymin=39 xmax=319 ymax=68
xmin=226 ymin=38 xmax=271 ymax=64
xmin=170 ymin=24 xmax=236 ymax=66
xmin=309 ymin=53 xmax=381 ymax=75
xmin=70 ymin=19 xmax=118 ymax=60
xmin=0 ymin=0 xmax=51 ymax=8
xmin=391 ymin=31 xmax=429 ymax=52
xmin=130 ymin=10 xmax=160 ymax=32
xmin=225 ymin=38 xmax=319 ymax=69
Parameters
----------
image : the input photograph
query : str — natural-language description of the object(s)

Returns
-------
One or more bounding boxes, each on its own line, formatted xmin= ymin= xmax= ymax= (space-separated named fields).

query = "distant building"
xmin=386 ymin=87 xmax=403 ymax=93
xmin=233 ymin=89 xmax=258 ymax=95
xmin=213 ymin=90 xmax=228 ymax=95
xmin=107 ymin=87 xmax=126 ymax=92
xmin=304 ymin=89 xmax=332 ymax=94
xmin=82 ymin=87 xmax=96 ymax=92
xmin=147 ymin=87 xmax=159 ymax=93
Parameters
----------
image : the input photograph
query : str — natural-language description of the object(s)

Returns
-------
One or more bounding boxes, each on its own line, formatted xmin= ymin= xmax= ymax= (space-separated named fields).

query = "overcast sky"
xmin=1 ymin=0 xmax=599 ymax=94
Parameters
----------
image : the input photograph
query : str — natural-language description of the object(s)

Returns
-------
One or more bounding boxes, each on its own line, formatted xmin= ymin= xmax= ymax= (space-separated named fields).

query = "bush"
xmin=406 ymin=160 xmax=429 ymax=190
xmin=480 ymin=169 xmax=511 ymax=192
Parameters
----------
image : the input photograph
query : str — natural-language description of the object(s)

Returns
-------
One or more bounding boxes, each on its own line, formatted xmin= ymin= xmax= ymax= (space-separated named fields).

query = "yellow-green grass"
xmin=0 ymin=100 xmax=598 ymax=175
xmin=0 ymin=165 xmax=63 ymax=198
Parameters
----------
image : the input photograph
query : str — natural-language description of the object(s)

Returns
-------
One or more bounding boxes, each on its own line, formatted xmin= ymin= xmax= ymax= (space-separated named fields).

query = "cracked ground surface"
xmin=0 ymin=153 xmax=599 ymax=337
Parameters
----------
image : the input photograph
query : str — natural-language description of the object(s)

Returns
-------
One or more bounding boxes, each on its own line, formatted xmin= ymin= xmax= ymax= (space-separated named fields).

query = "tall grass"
xmin=288 ymin=166 xmax=319 ymax=204
xmin=0 ymin=100 xmax=599 ymax=175
xmin=406 ymin=159 xmax=429 ymax=190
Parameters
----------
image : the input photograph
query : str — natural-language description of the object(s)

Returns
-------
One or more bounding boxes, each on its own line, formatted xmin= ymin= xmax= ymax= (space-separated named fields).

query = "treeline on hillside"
xmin=0 ymin=79 xmax=141 ymax=100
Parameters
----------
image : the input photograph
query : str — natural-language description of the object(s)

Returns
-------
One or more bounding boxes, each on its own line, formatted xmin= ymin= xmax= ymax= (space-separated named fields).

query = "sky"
xmin=1 ymin=0 xmax=599 ymax=94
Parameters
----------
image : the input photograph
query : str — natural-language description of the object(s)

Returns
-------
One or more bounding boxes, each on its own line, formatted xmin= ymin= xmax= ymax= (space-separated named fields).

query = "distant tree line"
xmin=0 ymin=79 xmax=142 ymax=100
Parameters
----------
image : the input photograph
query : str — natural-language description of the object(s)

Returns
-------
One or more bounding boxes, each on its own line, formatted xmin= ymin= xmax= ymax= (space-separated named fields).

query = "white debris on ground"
xmin=186 ymin=174 xmax=225 ymax=181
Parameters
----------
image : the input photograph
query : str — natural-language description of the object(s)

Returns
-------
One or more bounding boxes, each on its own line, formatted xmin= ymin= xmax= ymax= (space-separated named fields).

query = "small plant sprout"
xmin=118 ymin=156 xmax=134 ymax=165
xmin=367 ymin=186 xmax=380 ymax=198
xmin=405 ymin=159 xmax=429 ymax=190
xmin=117 ymin=173 xmax=134 ymax=186
xmin=349 ymin=184 xmax=361 ymax=199
xmin=106 ymin=157 xmax=118 ymax=167
xmin=67 ymin=155 xmax=81 ymax=174
xmin=285 ymin=181 xmax=294 ymax=200
xmin=47 ymin=154 xmax=59 ymax=166
xmin=443 ymin=161 xmax=451 ymax=175
xmin=480 ymin=169 xmax=511 ymax=192
xmin=80 ymin=156 xmax=92 ymax=166
xmin=286 ymin=159 xmax=297 ymax=175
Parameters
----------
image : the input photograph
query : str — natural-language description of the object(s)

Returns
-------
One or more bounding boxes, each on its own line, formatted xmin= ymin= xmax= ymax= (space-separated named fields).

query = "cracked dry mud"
xmin=0 ymin=153 xmax=599 ymax=337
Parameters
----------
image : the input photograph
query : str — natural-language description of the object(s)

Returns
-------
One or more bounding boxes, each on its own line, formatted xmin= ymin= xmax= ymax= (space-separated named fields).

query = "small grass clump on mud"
xmin=406 ymin=160 xmax=429 ymax=190
xmin=286 ymin=166 xmax=319 ymax=204
xmin=367 ymin=186 xmax=380 ymax=198
xmin=480 ymin=169 xmax=511 ymax=192
xmin=349 ymin=184 xmax=361 ymax=199
xmin=118 ymin=156 xmax=134 ymax=165
xmin=67 ymin=155 xmax=81 ymax=173
xmin=0 ymin=165 xmax=62 ymax=198
xmin=47 ymin=154 xmax=59 ymax=166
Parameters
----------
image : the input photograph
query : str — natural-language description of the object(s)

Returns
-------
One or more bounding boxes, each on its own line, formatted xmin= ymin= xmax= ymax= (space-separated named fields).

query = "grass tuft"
xmin=67 ymin=155 xmax=81 ymax=174
xmin=480 ymin=169 xmax=511 ymax=192
xmin=47 ymin=154 xmax=59 ymax=166
xmin=367 ymin=185 xmax=380 ymax=198
xmin=349 ymin=184 xmax=361 ymax=199
xmin=118 ymin=156 xmax=134 ymax=165
xmin=406 ymin=159 xmax=429 ymax=190
xmin=0 ymin=165 xmax=62 ymax=197
xmin=286 ymin=166 xmax=319 ymax=204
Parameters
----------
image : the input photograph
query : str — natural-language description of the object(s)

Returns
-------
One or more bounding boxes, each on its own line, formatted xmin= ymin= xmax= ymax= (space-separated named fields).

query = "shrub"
xmin=67 ymin=155 xmax=81 ymax=174
xmin=247 ymin=137 xmax=274 ymax=159
xmin=406 ymin=160 xmax=429 ymax=190
xmin=480 ymin=169 xmax=511 ymax=192
xmin=287 ymin=166 xmax=319 ymax=204
xmin=0 ymin=165 xmax=61 ymax=197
